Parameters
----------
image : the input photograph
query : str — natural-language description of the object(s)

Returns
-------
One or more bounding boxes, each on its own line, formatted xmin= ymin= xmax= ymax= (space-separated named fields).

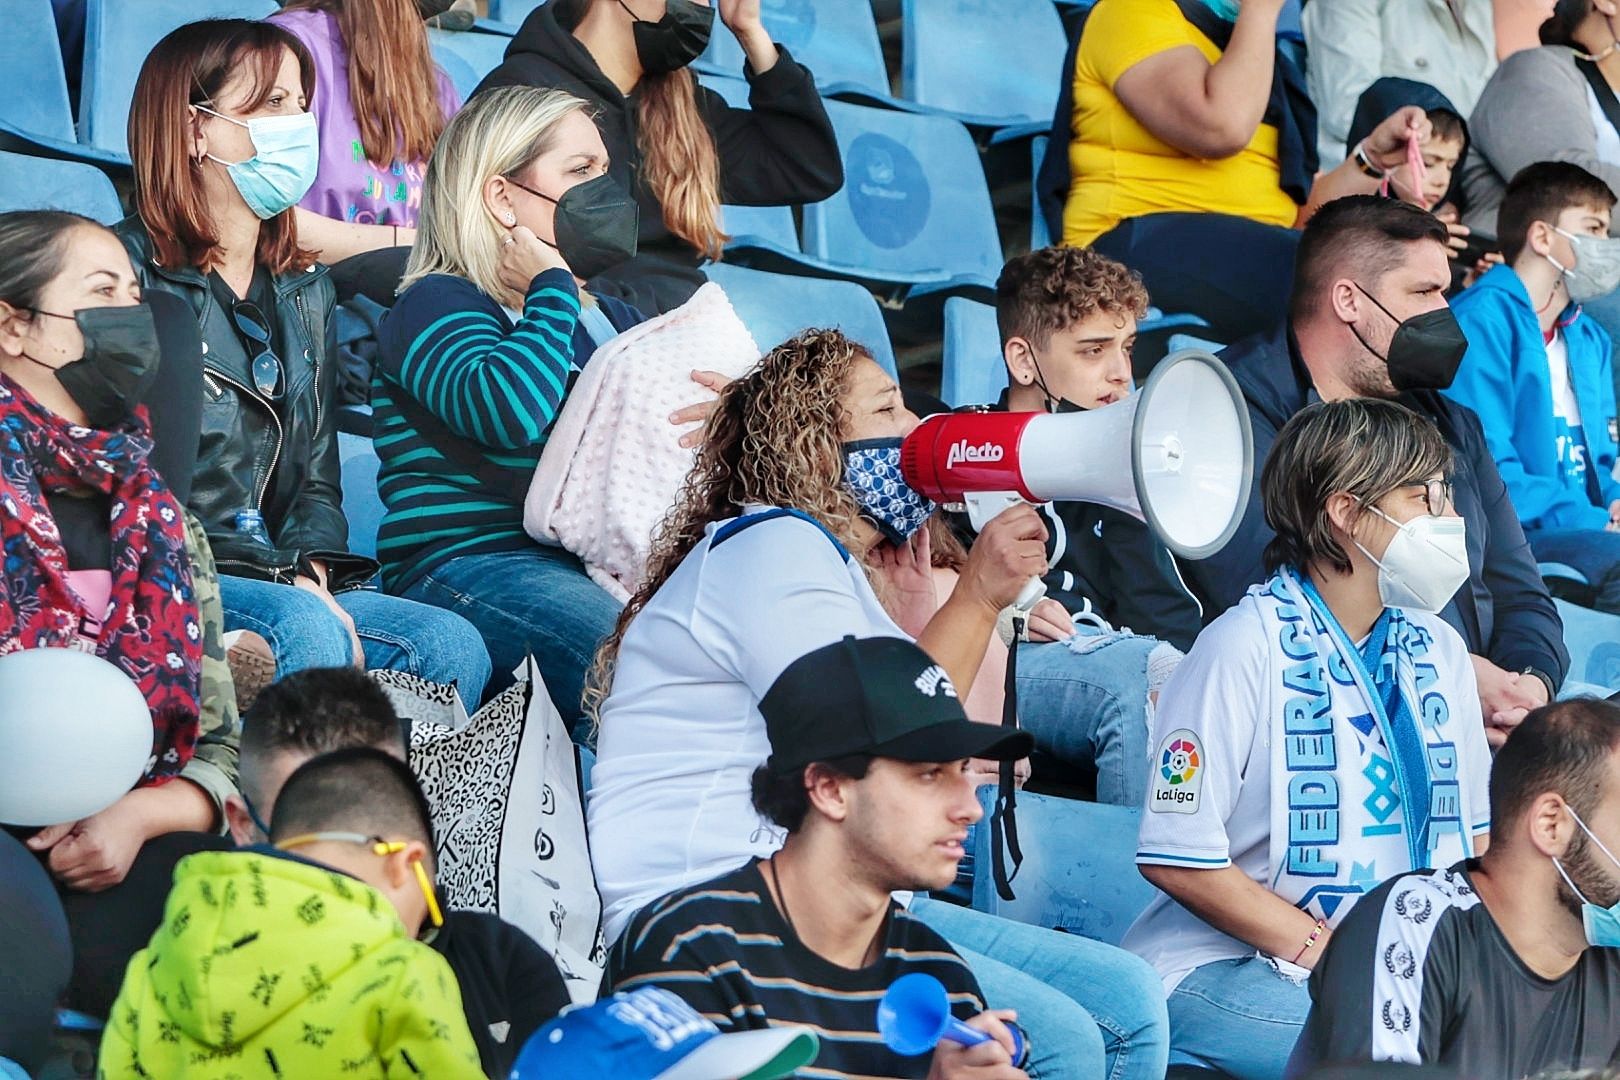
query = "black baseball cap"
xmin=760 ymin=636 xmax=1033 ymax=775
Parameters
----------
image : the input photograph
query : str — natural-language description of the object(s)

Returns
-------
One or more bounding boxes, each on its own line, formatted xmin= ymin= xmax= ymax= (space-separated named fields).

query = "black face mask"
xmin=24 ymin=303 xmax=161 ymax=428
xmin=508 ymin=173 xmax=641 ymax=280
xmin=1349 ymin=283 xmax=1468 ymax=392
xmin=615 ymin=0 xmax=714 ymax=75
xmin=1024 ymin=344 xmax=1090 ymax=414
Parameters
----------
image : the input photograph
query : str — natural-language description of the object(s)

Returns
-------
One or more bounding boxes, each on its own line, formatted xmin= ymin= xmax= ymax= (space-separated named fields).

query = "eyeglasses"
xmin=230 ymin=298 xmax=284 ymax=401
xmin=276 ymin=830 xmax=445 ymax=927
xmin=1417 ymin=478 xmax=1453 ymax=517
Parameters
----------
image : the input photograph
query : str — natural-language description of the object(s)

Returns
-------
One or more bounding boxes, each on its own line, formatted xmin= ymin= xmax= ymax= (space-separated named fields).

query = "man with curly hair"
xmin=975 ymin=246 xmax=1199 ymax=803
xmin=1289 ymin=699 xmax=1620 ymax=1077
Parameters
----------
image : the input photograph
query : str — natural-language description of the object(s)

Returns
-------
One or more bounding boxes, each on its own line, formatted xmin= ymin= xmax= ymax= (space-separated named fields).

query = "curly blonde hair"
xmin=584 ymin=329 xmax=874 ymax=721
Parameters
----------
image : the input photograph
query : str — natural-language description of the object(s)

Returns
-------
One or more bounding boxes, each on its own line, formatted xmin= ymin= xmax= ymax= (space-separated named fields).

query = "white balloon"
xmin=0 ymin=648 xmax=153 ymax=827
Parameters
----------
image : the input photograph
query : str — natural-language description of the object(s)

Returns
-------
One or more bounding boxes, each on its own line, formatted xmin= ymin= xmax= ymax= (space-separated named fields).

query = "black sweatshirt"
xmin=430 ymin=911 xmax=572 ymax=1079
xmin=472 ymin=1 xmax=844 ymax=315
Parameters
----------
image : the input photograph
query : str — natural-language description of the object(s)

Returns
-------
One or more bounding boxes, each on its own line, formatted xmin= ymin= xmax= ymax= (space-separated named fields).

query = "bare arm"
xmin=294 ymin=207 xmax=414 ymax=264
xmin=1112 ymin=0 xmax=1286 ymax=160
xmin=1141 ymin=863 xmax=1331 ymax=967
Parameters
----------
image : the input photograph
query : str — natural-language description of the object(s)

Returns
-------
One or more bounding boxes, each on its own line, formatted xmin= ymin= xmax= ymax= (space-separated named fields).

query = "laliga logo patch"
xmin=1151 ymin=729 xmax=1203 ymax=814
xmin=944 ymin=439 xmax=1005 ymax=469
xmin=914 ymin=665 xmax=957 ymax=699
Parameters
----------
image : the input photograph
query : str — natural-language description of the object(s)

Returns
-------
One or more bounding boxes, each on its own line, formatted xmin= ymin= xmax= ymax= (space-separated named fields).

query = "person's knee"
xmin=1013 ymin=979 xmax=1108 ymax=1076
xmin=249 ymin=586 xmax=353 ymax=674
xmin=410 ymin=605 xmax=494 ymax=695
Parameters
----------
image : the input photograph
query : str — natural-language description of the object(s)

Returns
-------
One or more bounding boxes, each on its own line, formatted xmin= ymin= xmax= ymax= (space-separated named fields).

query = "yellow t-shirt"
xmin=1062 ymin=0 xmax=1298 ymax=246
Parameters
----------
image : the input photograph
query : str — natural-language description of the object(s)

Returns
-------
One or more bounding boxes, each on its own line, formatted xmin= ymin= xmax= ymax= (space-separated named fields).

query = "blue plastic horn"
xmin=876 ymin=973 xmax=1027 ymax=1066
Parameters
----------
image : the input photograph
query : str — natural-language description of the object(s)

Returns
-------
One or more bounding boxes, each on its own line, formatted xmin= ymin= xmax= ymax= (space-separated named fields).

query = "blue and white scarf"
xmin=1256 ymin=568 xmax=1482 ymax=929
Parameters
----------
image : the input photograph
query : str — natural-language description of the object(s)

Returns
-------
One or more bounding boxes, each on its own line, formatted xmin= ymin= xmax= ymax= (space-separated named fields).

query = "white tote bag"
xmin=373 ymin=660 xmax=606 ymax=1003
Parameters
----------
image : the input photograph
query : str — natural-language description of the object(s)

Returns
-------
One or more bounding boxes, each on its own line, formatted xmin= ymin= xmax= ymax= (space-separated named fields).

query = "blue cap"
xmin=510 ymin=987 xmax=819 ymax=1080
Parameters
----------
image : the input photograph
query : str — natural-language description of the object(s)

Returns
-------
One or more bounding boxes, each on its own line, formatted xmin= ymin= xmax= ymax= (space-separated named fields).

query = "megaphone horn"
xmin=901 ymin=349 xmax=1254 ymax=561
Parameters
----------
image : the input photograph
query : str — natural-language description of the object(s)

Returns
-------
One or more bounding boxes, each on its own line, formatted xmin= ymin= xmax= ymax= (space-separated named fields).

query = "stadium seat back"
xmin=941 ymin=298 xmax=1008 ymax=408
xmin=338 ymin=431 xmax=385 ymax=561
xmin=704 ymin=262 xmax=897 ymax=377
xmin=971 ymin=789 xmax=1156 ymax=947
xmin=426 ymin=27 xmax=512 ymax=92
xmin=490 ymin=0 xmax=546 ymax=25
xmin=802 ymin=101 xmax=1000 ymax=287
xmin=0 ymin=151 xmax=122 ymax=222
xmin=693 ymin=0 xmax=889 ymax=100
xmin=428 ymin=37 xmax=484 ymax=100
xmin=1556 ymin=599 xmax=1620 ymax=691
xmin=901 ymin=0 xmax=1066 ymax=127
xmin=2 ymin=1 xmax=78 ymax=144
xmin=81 ymin=0 xmax=280 ymax=156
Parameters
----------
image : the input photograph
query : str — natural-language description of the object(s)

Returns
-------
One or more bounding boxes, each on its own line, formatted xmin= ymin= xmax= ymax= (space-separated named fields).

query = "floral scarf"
xmin=0 ymin=374 xmax=201 ymax=784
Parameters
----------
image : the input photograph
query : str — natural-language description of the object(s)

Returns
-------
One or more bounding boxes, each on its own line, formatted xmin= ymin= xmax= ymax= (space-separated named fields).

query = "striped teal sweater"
xmin=372 ymin=269 xmax=642 ymax=592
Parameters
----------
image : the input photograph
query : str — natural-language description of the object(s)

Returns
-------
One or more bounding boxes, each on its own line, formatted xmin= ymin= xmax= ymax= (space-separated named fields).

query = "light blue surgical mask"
xmin=841 ymin=437 xmax=937 ymax=546
xmin=197 ymin=106 xmax=319 ymax=220
xmin=1552 ymin=805 xmax=1620 ymax=948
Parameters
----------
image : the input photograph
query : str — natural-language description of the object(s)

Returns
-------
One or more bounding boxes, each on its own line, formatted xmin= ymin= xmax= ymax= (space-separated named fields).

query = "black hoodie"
xmin=473 ymin=1 xmax=844 ymax=315
xmin=1346 ymin=76 xmax=1470 ymax=213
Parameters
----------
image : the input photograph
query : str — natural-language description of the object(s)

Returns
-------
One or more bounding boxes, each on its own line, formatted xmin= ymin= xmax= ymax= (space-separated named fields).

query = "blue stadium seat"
xmin=489 ymin=0 xmax=545 ymax=26
xmin=971 ymin=789 xmax=1156 ymax=947
xmin=429 ymin=38 xmax=484 ymax=100
xmin=692 ymin=0 xmax=891 ymax=102
xmin=899 ymin=0 xmax=1067 ymax=139
xmin=704 ymin=262 xmax=898 ymax=378
xmin=426 ymin=26 xmax=513 ymax=93
xmin=790 ymin=100 xmax=994 ymax=304
xmin=1030 ymin=136 xmax=1053 ymax=250
xmin=1556 ymin=599 xmax=1620 ymax=691
xmin=80 ymin=0 xmax=280 ymax=157
xmin=0 ymin=150 xmax=122 ymax=222
xmin=339 ymin=431 xmax=385 ymax=561
xmin=0 ymin=0 xmax=131 ymax=170
xmin=941 ymin=298 xmax=1005 ymax=408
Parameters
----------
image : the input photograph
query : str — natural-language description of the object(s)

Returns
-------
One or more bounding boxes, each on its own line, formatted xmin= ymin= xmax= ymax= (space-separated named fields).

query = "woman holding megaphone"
xmin=586 ymin=329 xmax=1171 ymax=1080
xmin=0 ymin=210 xmax=241 ymax=1058
xmin=1127 ymin=397 xmax=1492 ymax=1079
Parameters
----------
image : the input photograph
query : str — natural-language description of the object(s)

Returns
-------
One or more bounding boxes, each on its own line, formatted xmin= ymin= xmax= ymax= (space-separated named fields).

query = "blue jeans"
xmin=1525 ymin=525 xmax=1620 ymax=614
xmin=910 ymin=897 xmax=1169 ymax=1080
xmin=1017 ymin=629 xmax=1162 ymax=806
xmin=398 ymin=545 xmax=622 ymax=734
xmin=1167 ymin=956 xmax=1309 ymax=1079
xmin=220 ymin=576 xmax=491 ymax=703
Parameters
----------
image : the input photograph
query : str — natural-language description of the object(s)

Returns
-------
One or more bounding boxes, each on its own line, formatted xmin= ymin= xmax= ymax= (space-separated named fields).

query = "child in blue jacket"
xmin=1446 ymin=162 xmax=1620 ymax=612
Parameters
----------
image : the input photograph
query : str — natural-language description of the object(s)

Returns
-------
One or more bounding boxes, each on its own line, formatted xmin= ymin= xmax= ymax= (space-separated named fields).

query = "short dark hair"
xmin=1289 ymin=196 xmax=1450 ymax=323
xmin=1497 ymin=161 xmax=1617 ymax=263
xmin=1543 ymin=0 xmax=1593 ymax=46
xmin=1489 ymin=699 xmax=1620 ymax=838
xmin=1426 ymin=108 xmax=1465 ymax=146
xmin=750 ymin=755 xmax=874 ymax=834
xmin=995 ymin=246 xmax=1149 ymax=350
xmin=269 ymin=746 xmax=436 ymax=858
xmin=1261 ymin=398 xmax=1452 ymax=575
xmin=0 ymin=210 xmax=106 ymax=313
xmin=239 ymin=667 xmax=405 ymax=803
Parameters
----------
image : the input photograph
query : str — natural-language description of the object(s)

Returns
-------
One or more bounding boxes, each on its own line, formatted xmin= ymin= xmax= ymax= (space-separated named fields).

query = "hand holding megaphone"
xmin=959 ymin=503 xmax=1050 ymax=616
xmin=877 ymin=973 xmax=1029 ymax=1071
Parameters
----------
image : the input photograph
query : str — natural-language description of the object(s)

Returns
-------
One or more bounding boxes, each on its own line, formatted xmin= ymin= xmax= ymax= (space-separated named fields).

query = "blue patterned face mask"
xmin=842 ymin=438 xmax=937 ymax=546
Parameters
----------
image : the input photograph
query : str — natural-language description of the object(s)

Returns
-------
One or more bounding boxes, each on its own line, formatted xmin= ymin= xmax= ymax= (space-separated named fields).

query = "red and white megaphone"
xmin=902 ymin=349 xmax=1254 ymax=608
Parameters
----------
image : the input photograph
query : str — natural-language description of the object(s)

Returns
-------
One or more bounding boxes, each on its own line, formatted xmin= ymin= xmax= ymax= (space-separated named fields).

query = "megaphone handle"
xmin=942 ymin=1018 xmax=1028 ymax=1067
xmin=1013 ymin=577 xmax=1046 ymax=614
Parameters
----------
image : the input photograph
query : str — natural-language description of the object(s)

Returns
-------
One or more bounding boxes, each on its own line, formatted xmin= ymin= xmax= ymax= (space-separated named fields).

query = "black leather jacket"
xmin=117 ymin=221 xmax=378 ymax=590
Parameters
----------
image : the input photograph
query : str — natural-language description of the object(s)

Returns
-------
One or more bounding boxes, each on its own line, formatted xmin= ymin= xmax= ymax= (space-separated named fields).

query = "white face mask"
xmin=1550 ymin=226 xmax=1620 ymax=303
xmin=1353 ymin=504 xmax=1469 ymax=614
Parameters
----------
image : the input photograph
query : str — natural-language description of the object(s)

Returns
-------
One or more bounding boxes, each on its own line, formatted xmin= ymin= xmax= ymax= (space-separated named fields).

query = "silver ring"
xmin=502 ymin=235 xmax=516 ymax=246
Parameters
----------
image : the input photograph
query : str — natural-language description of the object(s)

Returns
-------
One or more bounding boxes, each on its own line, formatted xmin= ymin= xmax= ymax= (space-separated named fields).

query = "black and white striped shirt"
xmin=610 ymin=860 xmax=987 ymax=1079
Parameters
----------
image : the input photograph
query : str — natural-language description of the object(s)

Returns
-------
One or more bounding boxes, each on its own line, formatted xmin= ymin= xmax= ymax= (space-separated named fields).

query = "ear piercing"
xmin=505 ymin=212 xmax=516 ymax=226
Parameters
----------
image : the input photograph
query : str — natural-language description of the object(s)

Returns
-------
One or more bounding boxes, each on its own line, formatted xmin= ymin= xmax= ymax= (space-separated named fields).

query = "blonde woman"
xmin=475 ymin=0 xmax=843 ymax=314
xmin=585 ymin=329 xmax=1171 ymax=1080
xmin=377 ymin=85 xmax=720 ymax=722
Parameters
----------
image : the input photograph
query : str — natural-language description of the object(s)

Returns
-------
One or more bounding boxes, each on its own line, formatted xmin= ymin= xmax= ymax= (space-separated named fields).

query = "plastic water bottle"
xmin=235 ymin=509 xmax=273 ymax=547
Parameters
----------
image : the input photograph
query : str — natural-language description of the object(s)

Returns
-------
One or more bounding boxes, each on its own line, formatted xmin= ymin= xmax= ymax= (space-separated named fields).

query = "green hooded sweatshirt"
xmin=98 ymin=850 xmax=483 ymax=1079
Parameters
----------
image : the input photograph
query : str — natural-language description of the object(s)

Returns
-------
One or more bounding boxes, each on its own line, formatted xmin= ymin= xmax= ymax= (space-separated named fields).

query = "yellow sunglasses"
xmin=276 ymin=830 xmax=445 ymax=928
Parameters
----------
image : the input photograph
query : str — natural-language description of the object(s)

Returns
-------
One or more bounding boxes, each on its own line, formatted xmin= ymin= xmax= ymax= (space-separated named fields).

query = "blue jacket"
xmin=1445 ymin=264 xmax=1620 ymax=531
xmin=1179 ymin=324 xmax=1568 ymax=692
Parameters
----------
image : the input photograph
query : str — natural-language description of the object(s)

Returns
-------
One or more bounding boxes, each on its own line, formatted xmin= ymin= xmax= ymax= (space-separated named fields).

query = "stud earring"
xmin=504 ymin=212 xmax=516 ymax=226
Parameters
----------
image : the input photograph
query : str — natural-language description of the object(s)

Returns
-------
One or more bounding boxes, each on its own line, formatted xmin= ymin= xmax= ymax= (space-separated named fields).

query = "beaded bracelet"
xmin=1291 ymin=918 xmax=1327 ymax=965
